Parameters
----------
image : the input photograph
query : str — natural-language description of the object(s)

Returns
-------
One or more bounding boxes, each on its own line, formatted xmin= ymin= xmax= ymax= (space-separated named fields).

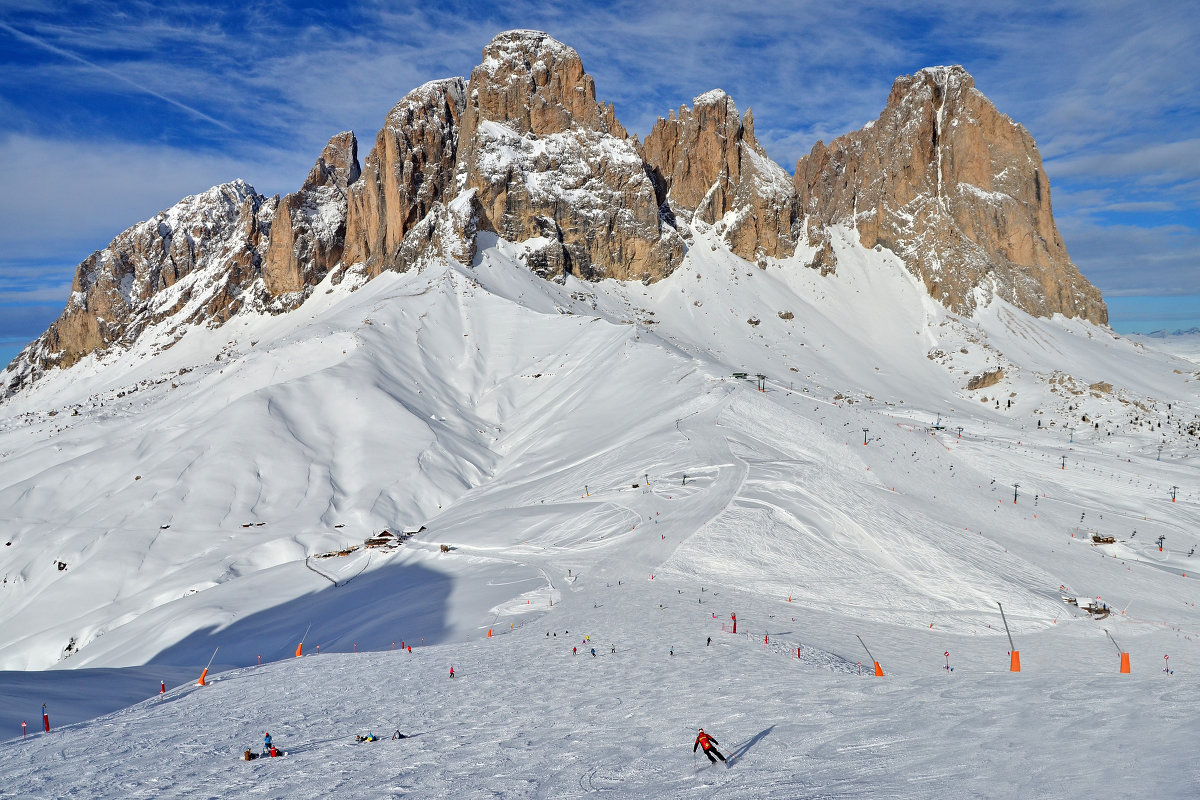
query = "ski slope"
xmin=1 ymin=223 xmax=1198 ymax=796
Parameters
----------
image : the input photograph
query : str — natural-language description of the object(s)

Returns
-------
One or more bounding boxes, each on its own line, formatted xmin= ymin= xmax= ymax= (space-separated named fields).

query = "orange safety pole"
xmin=296 ymin=622 xmax=311 ymax=657
xmin=197 ymin=646 xmax=219 ymax=685
xmin=997 ymin=603 xmax=1020 ymax=672
xmin=856 ymin=635 xmax=883 ymax=677
xmin=1106 ymin=630 xmax=1130 ymax=674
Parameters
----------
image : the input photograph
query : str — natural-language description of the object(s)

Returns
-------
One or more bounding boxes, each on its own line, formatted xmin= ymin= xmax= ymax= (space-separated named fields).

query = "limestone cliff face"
xmin=643 ymin=90 xmax=795 ymax=261
xmin=343 ymin=79 xmax=466 ymax=276
xmin=4 ymin=42 xmax=1115 ymax=396
xmin=454 ymin=30 xmax=683 ymax=281
xmin=3 ymin=180 xmax=273 ymax=393
xmin=794 ymin=66 xmax=1107 ymax=323
xmin=263 ymin=131 xmax=360 ymax=302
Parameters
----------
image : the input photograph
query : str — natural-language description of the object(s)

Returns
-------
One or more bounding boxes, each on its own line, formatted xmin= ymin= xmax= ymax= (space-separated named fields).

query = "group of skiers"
xmin=243 ymin=732 xmax=282 ymax=760
xmin=249 ymin=728 xmax=414 ymax=758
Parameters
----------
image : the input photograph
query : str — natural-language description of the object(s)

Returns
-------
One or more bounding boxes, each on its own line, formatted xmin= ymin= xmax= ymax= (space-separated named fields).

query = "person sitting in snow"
xmin=694 ymin=728 xmax=726 ymax=764
xmin=356 ymin=733 xmax=379 ymax=742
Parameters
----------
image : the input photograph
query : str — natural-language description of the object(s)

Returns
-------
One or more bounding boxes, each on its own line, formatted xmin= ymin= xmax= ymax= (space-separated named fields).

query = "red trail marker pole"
xmin=42 ymin=704 xmax=49 ymax=733
xmin=21 ymin=721 xmax=26 ymax=740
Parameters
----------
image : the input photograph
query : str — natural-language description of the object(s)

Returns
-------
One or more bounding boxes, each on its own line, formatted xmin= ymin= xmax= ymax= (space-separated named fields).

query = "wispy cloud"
xmin=0 ymin=19 xmax=237 ymax=133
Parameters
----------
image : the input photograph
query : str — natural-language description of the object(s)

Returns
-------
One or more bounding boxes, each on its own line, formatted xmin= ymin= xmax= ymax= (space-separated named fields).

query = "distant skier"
xmin=263 ymin=732 xmax=272 ymax=752
xmin=573 ymin=646 xmax=577 ymax=656
xmin=591 ymin=648 xmax=596 ymax=657
xmin=694 ymin=728 xmax=726 ymax=764
xmin=707 ymin=637 xmax=711 ymax=646
xmin=670 ymin=646 xmax=674 ymax=656
xmin=449 ymin=666 xmax=455 ymax=678
xmin=611 ymin=644 xmax=616 ymax=654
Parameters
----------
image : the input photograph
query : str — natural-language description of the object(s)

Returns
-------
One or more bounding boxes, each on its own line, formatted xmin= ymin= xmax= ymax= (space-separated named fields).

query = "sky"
xmin=1 ymin=0 xmax=1197 ymax=365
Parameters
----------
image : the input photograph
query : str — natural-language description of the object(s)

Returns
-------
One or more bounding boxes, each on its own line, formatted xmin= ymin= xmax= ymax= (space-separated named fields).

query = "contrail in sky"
xmin=0 ymin=20 xmax=237 ymax=133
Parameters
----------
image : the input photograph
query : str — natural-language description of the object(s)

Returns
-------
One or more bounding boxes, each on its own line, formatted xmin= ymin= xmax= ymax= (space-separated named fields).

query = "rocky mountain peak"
xmin=468 ymin=30 xmax=624 ymax=137
xmin=643 ymin=89 xmax=795 ymax=261
xmin=4 ymin=43 xmax=1116 ymax=397
xmin=2 ymin=180 xmax=274 ymax=393
xmin=263 ymin=131 xmax=361 ymax=301
xmin=455 ymin=30 xmax=679 ymax=282
xmin=795 ymin=65 xmax=1107 ymax=324
xmin=303 ymin=130 xmax=361 ymax=191
xmin=342 ymin=78 xmax=467 ymax=277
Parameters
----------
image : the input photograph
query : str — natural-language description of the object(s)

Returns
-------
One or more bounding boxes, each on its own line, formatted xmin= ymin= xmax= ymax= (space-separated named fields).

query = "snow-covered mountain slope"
xmin=1 ymin=225 xmax=1198 ymax=796
xmin=1129 ymin=331 xmax=1200 ymax=365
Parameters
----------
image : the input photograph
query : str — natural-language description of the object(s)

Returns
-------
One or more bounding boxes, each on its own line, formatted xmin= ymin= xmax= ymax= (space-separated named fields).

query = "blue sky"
xmin=1 ymin=0 xmax=1197 ymax=366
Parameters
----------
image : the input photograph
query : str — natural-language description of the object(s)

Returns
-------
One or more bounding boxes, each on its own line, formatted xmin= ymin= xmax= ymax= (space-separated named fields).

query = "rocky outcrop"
xmin=343 ymin=79 xmax=466 ymax=276
xmin=263 ymin=131 xmax=360 ymax=302
xmin=4 ymin=41 xmax=1115 ymax=397
xmin=967 ymin=367 xmax=1004 ymax=390
xmin=2 ymin=181 xmax=273 ymax=393
xmin=643 ymin=90 xmax=795 ymax=261
xmin=795 ymin=66 xmax=1107 ymax=324
xmin=454 ymin=30 xmax=683 ymax=281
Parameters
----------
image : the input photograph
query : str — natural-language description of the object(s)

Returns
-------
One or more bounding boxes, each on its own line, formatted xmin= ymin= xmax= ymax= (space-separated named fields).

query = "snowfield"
xmin=1 ymin=225 xmax=1198 ymax=797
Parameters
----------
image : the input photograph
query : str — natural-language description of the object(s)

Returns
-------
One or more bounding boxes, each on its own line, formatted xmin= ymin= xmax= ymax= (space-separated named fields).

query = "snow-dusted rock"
xmin=262 ymin=131 xmax=360 ymax=304
xmin=794 ymin=66 xmax=1107 ymax=324
xmin=456 ymin=30 xmax=683 ymax=282
xmin=343 ymin=78 xmax=467 ymax=276
xmin=2 ymin=181 xmax=273 ymax=395
xmin=644 ymin=90 xmax=796 ymax=261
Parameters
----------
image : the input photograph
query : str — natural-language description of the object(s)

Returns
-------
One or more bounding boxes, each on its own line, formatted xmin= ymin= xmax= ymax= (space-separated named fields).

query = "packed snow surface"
xmin=1 ymin=226 xmax=1198 ymax=797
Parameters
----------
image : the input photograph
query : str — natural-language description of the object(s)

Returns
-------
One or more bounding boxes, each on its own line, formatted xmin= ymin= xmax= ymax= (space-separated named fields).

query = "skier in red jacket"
xmin=693 ymin=728 xmax=726 ymax=764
